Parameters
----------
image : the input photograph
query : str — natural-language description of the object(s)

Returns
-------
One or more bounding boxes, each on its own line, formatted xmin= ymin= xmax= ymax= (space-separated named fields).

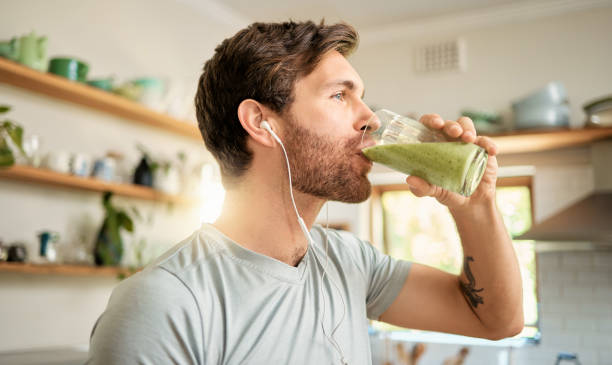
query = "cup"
xmin=23 ymin=134 xmax=41 ymax=167
xmin=362 ymin=109 xmax=488 ymax=197
xmin=7 ymin=244 xmax=27 ymax=262
xmin=71 ymin=153 xmax=92 ymax=177
xmin=132 ymin=77 xmax=166 ymax=111
xmin=44 ymin=151 xmax=71 ymax=174
xmin=91 ymin=157 xmax=115 ymax=182
xmin=48 ymin=57 xmax=89 ymax=82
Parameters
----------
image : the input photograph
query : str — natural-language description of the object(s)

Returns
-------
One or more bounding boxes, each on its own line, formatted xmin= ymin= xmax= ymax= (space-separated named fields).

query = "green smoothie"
xmin=363 ymin=142 xmax=487 ymax=196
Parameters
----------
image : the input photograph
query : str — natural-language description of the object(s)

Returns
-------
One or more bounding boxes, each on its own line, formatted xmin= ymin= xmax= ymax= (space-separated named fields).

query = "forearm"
xmin=450 ymin=199 xmax=524 ymax=338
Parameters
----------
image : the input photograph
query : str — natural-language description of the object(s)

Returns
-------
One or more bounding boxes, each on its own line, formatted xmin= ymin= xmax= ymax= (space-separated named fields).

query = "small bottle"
xmin=362 ymin=109 xmax=488 ymax=197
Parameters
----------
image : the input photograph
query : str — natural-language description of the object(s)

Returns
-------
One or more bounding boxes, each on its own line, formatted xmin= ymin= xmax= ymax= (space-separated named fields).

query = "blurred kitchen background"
xmin=1 ymin=0 xmax=611 ymax=364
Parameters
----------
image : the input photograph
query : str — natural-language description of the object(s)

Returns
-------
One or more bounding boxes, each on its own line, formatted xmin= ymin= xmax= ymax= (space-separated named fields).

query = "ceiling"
xmin=216 ymin=0 xmax=534 ymax=29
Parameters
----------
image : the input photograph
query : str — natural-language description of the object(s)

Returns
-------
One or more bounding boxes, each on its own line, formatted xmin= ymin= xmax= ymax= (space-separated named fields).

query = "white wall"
xmin=0 ymin=0 xmax=244 ymax=351
xmin=351 ymin=6 xmax=612 ymax=129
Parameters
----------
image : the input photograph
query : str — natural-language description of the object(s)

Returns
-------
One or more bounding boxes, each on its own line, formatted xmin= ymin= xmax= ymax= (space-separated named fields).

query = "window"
xmin=370 ymin=176 xmax=540 ymax=342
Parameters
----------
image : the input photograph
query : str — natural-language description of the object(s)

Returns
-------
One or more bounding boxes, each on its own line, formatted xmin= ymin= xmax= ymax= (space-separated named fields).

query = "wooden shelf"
xmin=0 ymin=164 xmax=193 ymax=204
xmin=0 ymin=57 xmax=201 ymax=140
xmin=489 ymin=126 xmax=612 ymax=154
xmin=0 ymin=261 xmax=134 ymax=277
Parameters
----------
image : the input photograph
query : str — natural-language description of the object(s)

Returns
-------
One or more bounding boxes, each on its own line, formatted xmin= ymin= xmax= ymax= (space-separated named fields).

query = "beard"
xmin=282 ymin=114 xmax=372 ymax=203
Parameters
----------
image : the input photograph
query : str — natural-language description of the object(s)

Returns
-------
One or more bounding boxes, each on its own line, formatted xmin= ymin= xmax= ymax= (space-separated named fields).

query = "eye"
xmin=332 ymin=91 xmax=345 ymax=101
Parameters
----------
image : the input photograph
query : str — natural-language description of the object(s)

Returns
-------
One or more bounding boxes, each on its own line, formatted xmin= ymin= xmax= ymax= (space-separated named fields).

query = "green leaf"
xmin=117 ymin=211 xmax=134 ymax=232
xmin=2 ymin=120 xmax=25 ymax=156
xmin=0 ymin=105 xmax=10 ymax=114
xmin=0 ymin=138 xmax=15 ymax=167
xmin=149 ymin=161 xmax=159 ymax=173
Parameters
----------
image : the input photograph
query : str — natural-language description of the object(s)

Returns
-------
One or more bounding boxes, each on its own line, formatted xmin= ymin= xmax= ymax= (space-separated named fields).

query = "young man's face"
xmin=280 ymin=50 xmax=376 ymax=203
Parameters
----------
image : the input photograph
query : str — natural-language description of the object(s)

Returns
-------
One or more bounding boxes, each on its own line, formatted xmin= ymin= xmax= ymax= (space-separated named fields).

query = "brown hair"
xmin=195 ymin=20 xmax=358 ymax=181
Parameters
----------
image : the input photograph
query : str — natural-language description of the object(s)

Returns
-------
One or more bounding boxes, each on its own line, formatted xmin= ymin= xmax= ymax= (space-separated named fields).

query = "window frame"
xmin=369 ymin=175 xmax=541 ymax=343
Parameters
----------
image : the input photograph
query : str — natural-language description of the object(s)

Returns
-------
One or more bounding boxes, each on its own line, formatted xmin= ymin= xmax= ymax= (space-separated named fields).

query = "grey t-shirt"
xmin=87 ymin=224 xmax=411 ymax=365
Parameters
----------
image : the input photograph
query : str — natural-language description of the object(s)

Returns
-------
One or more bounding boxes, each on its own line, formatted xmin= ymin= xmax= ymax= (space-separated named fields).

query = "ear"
xmin=237 ymin=99 xmax=277 ymax=147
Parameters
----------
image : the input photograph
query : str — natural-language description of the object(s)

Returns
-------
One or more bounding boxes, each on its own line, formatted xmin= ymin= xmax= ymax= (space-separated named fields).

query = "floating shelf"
xmin=489 ymin=126 xmax=612 ymax=154
xmin=0 ymin=57 xmax=201 ymax=140
xmin=0 ymin=261 xmax=135 ymax=278
xmin=0 ymin=164 xmax=193 ymax=204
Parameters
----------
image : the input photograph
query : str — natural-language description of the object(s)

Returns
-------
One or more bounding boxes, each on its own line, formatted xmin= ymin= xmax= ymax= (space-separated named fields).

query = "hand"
xmin=404 ymin=114 xmax=499 ymax=210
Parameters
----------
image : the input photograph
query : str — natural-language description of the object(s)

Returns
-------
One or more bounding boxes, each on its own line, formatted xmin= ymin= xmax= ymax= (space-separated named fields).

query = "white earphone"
xmin=260 ymin=121 xmax=281 ymax=143
xmin=260 ymin=120 xmax=349 ymax=365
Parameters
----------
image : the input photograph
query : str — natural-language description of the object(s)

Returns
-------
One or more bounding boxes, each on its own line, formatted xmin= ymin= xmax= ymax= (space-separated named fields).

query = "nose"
xmin=355 ymin=102 xmax=380 ymax=134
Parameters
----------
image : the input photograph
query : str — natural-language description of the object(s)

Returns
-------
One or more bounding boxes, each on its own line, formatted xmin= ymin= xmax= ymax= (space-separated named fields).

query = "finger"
xmin=405 ymin=176 xmax=437 ymax=197
xmin=456 ymin=116 xmax=477 ymax=143
xmin=419 ymin=113 xmax=445 ymax=129
xmin=475 ymin=135 xmax=498 ymax=156
xmin=443 ymin=120 xmax=463 ymax=138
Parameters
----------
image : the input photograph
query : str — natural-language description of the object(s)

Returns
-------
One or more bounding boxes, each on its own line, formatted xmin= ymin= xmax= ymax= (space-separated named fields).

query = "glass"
xmin=362 ymin=109 xmax=488 ymax=197
xmin=22 ymin=134 xmax=41 ymax=167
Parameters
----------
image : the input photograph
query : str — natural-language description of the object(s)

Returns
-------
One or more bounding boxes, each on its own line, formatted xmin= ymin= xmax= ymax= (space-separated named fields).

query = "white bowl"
xmin=512 ymin=81 xmax=568 ymax=110
xmin=514 ymin=104 xmax=570 ymax=129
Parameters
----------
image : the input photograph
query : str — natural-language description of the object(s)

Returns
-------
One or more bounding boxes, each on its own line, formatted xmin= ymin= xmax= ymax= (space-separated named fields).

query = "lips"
xmin=356 ymin=151 xmax=373 ymax=166
xmin=357 ymin=140 xmax=376 ymax=151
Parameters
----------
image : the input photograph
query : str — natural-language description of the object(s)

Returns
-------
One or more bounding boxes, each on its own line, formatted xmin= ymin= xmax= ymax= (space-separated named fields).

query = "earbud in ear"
xmin=260 ymin=120 xmax=282 ymax=144
xmin=260 ymin=121 xmax=272 ymax=132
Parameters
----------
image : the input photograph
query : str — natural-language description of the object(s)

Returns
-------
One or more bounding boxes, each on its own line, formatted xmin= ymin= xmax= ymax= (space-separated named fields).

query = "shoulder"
xmin=148 ymin=226 xmax=224 ymax=275
xmin=310 ymin=225 xmax=382 ymax=271
xmin=88 ymin=268 xmax=203 ymax=363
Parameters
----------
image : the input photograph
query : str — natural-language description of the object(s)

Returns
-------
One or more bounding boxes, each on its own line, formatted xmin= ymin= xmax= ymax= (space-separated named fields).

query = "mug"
xmin=71 ymin=153 xmax=92 ymax=177
xmin=7 ymin=244 xmax=27 ymax=262
xmin=48 ymin=57 xmax=89 ymax=82
xmin=44 ymin=151 xmax=71 ymax=174
xmin=92 ymin=157 xmax=116 ymax=182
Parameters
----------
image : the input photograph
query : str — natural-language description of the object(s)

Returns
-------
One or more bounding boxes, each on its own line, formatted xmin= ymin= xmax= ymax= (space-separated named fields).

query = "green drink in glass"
xmin=362 ymin=109 xmax=488 ymax=197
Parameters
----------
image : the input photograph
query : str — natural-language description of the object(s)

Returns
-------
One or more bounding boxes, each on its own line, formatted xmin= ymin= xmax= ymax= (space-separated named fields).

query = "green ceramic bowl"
xmin=87 ymin=78 xmax=114 ymax=91
xmin=48 ymin=57 xmax=89 ymax=82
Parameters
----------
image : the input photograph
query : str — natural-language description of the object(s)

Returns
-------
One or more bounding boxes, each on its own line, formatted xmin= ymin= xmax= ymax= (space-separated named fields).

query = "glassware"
xmin=362 ymin=109 xmax=488 ymax=197
xmin=22 ymin=134 xmax=41 ymax=167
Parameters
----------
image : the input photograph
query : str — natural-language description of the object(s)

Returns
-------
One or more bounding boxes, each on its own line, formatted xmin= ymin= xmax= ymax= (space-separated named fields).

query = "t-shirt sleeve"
xmin=86 ymin=267 xmax=203 ymax=365
xmin=347 ymin=233 xmax=412 ymax=320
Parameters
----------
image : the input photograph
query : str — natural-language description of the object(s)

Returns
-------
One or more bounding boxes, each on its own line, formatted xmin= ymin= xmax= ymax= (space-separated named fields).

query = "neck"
xmin=213 ymin=171 xmax=325 ymax=267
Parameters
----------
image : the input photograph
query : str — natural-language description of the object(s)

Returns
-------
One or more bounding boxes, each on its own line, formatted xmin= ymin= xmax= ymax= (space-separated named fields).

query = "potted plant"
xmin=94 ymin=192 xmax=134 ymax=266
xmin=0 ymin=105 xmax=25 ymax=167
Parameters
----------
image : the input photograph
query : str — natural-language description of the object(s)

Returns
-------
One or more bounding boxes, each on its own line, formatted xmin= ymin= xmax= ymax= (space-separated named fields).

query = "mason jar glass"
xmin=362 ymin=109 xmax=488 ymax=197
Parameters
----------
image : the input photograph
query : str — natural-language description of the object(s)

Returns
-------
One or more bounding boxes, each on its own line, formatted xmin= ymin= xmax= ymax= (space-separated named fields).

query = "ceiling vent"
xmin=414 ymin=39 xmax=466 ymax=74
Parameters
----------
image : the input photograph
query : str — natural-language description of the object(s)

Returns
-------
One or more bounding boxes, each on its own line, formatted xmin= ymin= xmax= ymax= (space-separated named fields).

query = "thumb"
xmin=405 ymin=176 xmax=437 ymax=197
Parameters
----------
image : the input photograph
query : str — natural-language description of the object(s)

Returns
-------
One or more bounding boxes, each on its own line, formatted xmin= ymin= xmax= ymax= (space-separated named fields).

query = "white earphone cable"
xmin=264 ymin=122 xmax=348 ymax=365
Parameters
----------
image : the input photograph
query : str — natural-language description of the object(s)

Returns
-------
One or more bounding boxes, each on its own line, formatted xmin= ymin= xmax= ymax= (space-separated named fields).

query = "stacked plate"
xmin=512 ymin=81 xmax=569 ymax=129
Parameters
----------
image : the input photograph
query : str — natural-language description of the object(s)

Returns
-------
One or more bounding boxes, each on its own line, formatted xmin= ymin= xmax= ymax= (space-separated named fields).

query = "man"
xmin=87 ymin=21 xmax=523 ymax=364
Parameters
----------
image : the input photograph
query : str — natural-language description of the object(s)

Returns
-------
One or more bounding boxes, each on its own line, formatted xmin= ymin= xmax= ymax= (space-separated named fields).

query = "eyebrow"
xmin=323 ymin=79 xmax=366 ymax=99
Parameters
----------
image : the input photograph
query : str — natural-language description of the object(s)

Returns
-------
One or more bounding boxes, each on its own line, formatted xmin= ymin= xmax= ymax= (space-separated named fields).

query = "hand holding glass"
xmin=362 ymin=109 xmax=488 ymax=197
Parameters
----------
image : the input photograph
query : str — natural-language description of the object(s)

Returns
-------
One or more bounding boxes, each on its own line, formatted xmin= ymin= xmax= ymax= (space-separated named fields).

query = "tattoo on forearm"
xmin=460 ymin=256 xmax=484 ymax=309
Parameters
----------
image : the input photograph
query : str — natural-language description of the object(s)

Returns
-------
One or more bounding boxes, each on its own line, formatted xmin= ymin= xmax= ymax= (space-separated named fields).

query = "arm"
xmin=378 ymin=114 xmax=524 ymax=340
